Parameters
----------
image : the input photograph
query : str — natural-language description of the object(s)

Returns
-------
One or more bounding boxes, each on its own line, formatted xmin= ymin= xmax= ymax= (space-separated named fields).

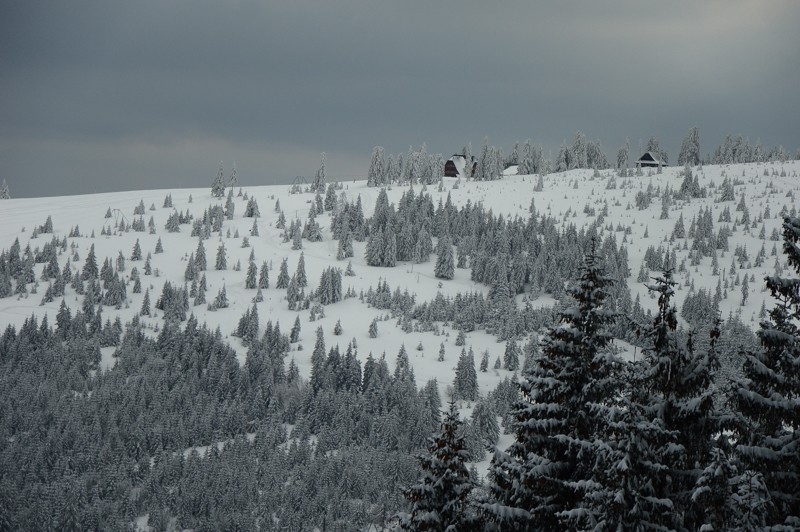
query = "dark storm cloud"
xmin=2 ymin=0 xmax=799 ymax=197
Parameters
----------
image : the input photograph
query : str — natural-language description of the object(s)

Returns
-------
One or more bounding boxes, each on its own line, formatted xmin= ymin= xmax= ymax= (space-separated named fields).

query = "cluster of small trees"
xmin=367 ymin=144 xmax=446 ymax=186
xmin=352 ymin=183 xmax=631 ymax=301
xmin=555 ymin=131 xmax=610 ymax=172
xmin=516 ymin=138 xmax=547 ymax=175
xmin=473 ymin=137 xmax=506 ymax=180
xmin=331 ymin=185 xmax=633 ymax=342
xmin=210 ymin=161 xmax=238 ymax=197
xmin=316 ymin=266 xmax=343 ymax=305
xmin=712 ymin=134 xmax=793 ymax=164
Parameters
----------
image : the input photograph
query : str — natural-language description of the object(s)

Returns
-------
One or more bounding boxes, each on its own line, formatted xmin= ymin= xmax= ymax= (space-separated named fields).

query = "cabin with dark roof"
xmin=636 ymin=152 xmax=666 ymax=168
xmin=444 ymin=155 xmax=476 ymax=178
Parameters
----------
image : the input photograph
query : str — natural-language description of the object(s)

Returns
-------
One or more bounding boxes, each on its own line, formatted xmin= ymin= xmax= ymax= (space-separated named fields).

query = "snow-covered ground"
xmin=1 ymin=161 xmax=798 ymax=475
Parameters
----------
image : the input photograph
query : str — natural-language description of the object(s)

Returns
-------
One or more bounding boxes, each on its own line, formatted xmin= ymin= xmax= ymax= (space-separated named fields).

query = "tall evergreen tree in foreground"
xmin=634 ymin=269 xmax=720 ymax=530
xmin=400 ymin=401 xmax=476 ymax=530
xmin=735 ymin=216 xmax=800 ymax=527
xmin=485 ymin=241 xmax=620 ymax=530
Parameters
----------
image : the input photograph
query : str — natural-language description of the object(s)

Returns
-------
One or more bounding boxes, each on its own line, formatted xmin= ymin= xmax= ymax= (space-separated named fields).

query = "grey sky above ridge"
xmin=1 ymin=0 xmax=799 ymax=198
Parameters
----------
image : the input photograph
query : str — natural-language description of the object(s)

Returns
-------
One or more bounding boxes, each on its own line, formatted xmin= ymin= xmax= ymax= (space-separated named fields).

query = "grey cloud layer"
xmin=2 ymin=0 xmax=798 ymax=197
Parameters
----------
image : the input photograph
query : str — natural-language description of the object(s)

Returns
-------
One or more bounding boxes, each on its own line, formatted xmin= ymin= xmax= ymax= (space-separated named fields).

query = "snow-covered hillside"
xmin=0 ymin=160 xmax=798 ymax=530
xmin=1 ymin=161 xmax=797 ymax=378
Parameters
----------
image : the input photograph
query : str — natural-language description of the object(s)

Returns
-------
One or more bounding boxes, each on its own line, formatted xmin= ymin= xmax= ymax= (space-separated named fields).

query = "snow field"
xmin=0 ymin=160 xmax=798 ymax=440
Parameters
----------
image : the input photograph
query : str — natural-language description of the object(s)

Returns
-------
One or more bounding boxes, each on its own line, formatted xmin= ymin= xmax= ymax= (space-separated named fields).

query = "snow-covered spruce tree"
xmin=690 ymin=435 xmax=748 ymax=531
xmin=285 ymin=275 xmax=300 ymax=310
xmin=245 ymin=261 xmax=257 ymax=289
xmin=518 ymin=139 xmax=533 ymax=175
xmin=484 ymin=243 xmax=622 ymax=530
xmin=211 ymin=285 xmax=228 ymax=309
xmin=291 ymin=224 xmax=303 ymax=250
xmin=290 ymin=314 xmax=301 ymax=343
xmin=316 ymin=267 xmax=342 ymax=305
xmin=0 ymin=179 xmax=10 ymax=199
xmin=616 ymin=137 xmax=630 ymax=171
xmin=735 ymin=215 xmax=800 ymax=527
xmin=165 ymin=211 xmax=181 ymax=232
xmin=416 ymin=227 xmax=433 ymax=263
xmin=195 ymin=239 xmax=207 ymax=271
xmin=313 ymin=152 xmax=326 ymax=192
xmin=140 ymin=289 xmax=151 ymax=316
xmin=295 ymin=252 xmax=307 ymax=288
xmin=276 ymin=258 xmax=289 ymax=289
xmin=244 ymin=197 xmax=260 ymax=218
xmin=434 ymin=234 xmax=455 ymax=280
xmin=452 ymin=347 xmax=478 ymax=402
xmin=324 ymin=182 xmax=337 ymax=211
xmin=194 ymin=275 xmax=206 ymax=306
xmin=131 ymin=239 xmax=142 ymax=261
xmin=671 ymin=213 xmax=686 ymax=240
xmin=258 ymin=261 xmax=269 ymax=289
xmin=660 ymin=189 xmax=670 ymax=219
xmin=645 ymin=135 xmax=669 ymax=165
xmin=367 ymin=146 xmax=386 ymax=187
xmin=471 ymin=398 xmax=499 ymax=450
xmin=211 ymin=162 xmax=226 ymax=198
xmin=215 ymin=243 xmax=227 ymax=270
xmin=679 ymin=165 xmax=702 ymax=199
xmin=502 ymin=339 xmax=520 ymax=371
xmin=365 ymin=227 xmax=384 ymax=267
xmin=228 ymin=162 xmax=238 ymax=188
xmin=635 ymin=269 xmax=720 ymax=530
xmin=678 ymin=126 xmax=701 ymax=167
xmin=234 ymin=303 xmax=259 ymax=344
xmin=719 ymin=177 xmax=736 ymax=202
xmin=399 ymin=401 xmax=477 ymax=530
xmin=304 ymin=214 xmax=323 ymax=242
xmin=81 ymin=243 xmax=99 ymax=280
xmin=383 ymin=232 xmax=397 ymax=267
xmin=533 ymin=174 xmax=544 ymax=192
xmin=572 ymin=131 xmax=587 ymax=169
xmin=337 ymin=230 xmax=353 ymax=260
xmin=309 ymin=326 xmax=326 ymax=393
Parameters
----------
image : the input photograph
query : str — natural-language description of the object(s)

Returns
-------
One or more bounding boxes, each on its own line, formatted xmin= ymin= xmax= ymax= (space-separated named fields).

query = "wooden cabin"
xmin=444 ymin=155 xmax=476 ymax=178
xmin=636 ymin=152 xmax=666 ymax=168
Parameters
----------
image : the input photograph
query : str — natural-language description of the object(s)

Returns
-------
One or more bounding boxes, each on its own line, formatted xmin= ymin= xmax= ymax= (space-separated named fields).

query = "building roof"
xmin=637 ymin=151 xmax=664 ymax=164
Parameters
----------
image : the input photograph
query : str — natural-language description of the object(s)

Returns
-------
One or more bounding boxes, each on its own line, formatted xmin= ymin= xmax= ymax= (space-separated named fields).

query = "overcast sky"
xmin=2 ymin=0 xmax=799 ymax=198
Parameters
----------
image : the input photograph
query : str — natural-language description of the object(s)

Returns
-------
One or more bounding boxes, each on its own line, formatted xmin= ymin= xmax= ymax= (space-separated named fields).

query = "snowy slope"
xmin=1 ymin=160 xmax=798 ymax=404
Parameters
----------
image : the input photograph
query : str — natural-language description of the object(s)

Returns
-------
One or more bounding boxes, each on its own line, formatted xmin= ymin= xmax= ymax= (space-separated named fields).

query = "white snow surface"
xmin=1 ymin=161 xmax=798 ymax=452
